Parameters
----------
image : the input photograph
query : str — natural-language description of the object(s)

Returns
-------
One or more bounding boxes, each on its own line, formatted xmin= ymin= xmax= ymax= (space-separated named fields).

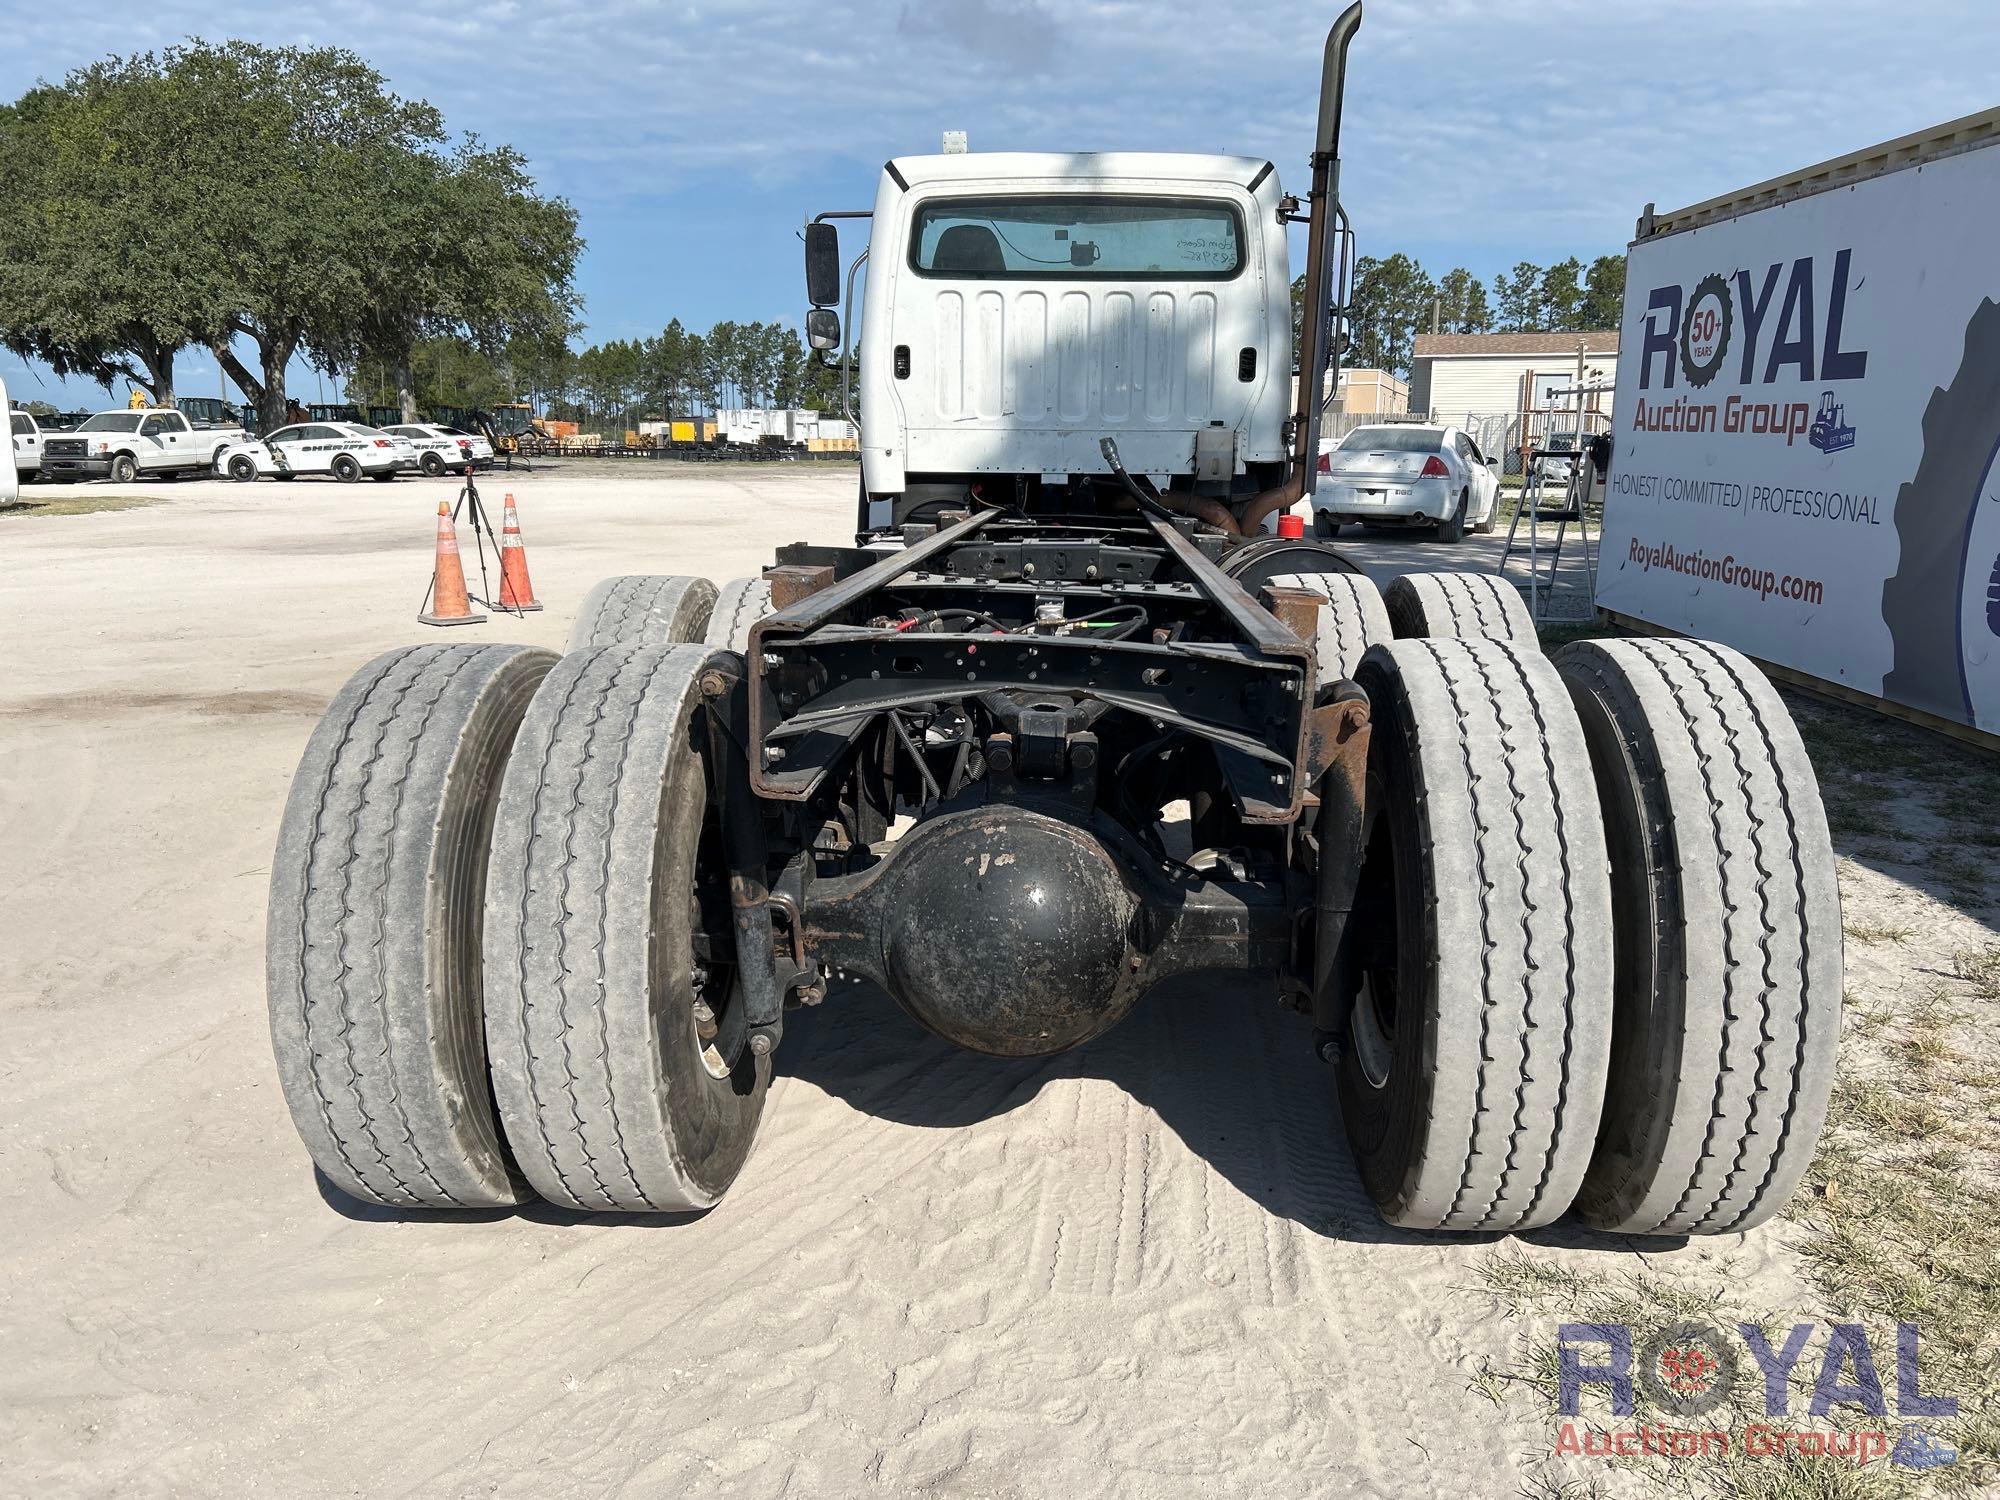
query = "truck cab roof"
xmin=885 ymin=152 xmax=1275 ymax=190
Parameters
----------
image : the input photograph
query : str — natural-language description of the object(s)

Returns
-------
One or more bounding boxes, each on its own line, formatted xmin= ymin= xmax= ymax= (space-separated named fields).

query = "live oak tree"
xmin=0 ymin=41 xmax=578 ymax=430
xmin=0 ymin=58 xmax=239 ymax=403
xmin=348 ymin=136 xmax=581 ymax=423
xmin=195 ymin=43 xmax=579 ymax=432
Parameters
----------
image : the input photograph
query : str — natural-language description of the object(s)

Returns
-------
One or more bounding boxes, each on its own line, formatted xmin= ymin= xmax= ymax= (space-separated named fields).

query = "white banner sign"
xmin=1598 ymin=141 xmax=2000 ymax=734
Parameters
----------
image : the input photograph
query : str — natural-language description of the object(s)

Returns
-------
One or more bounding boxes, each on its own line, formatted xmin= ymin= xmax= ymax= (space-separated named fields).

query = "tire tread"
xmin=704 ymin=576 xmax=774 ymax=653
xmin=1268 ymin=571 xmax=1389 ymax=682
xmin=1349 ymin=638 xmax=1612 ymax=1232
xmin=1385 ymin=571 xmax=1536 ymax=645
xmin=268 ymin=643 xmax=551 ymax=1208
xmin=484 ymin=642 xmax=766 ymax=1212
xmin=567 ymin=575 xmax=718 ymax=653
xmin=1558 ymin=638 xmax=1839 ymax=1235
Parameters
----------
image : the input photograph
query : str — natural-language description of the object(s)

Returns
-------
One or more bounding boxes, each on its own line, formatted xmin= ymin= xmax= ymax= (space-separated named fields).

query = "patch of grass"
xmin=1843 ymin=923 xmax=1913 ymax=946
xmin=1790 ymin=970 xmax=2000 ymax=1494
xmin=1712 ymin=1444 xmax=1924 ymax=1500
xmin=1784 ymin=693 xmax=2000 ymax=806
xmin=1825 ymin=803 xmax=1879 ymax=838
xmin=1928 ymin=847 xmax=1992 ymax=905
xmin=1519 ymin=1466 xmax=1610 ymax=1499
xmin=0 ymin=492 xmax=160 ymax=518
xmin=1848 ymin=1003 xmax=1894 ymax=1041
xmin=1829 ymin=1073 xmax=1951 ymax=1142
xmin=1955 ymin=947 xmax=2000 ymax=1001
xmin=1946 ymin=822 xmax=2000 ymax=851
xmin=1473 ymin=1252 xmax=1610 ymax=1315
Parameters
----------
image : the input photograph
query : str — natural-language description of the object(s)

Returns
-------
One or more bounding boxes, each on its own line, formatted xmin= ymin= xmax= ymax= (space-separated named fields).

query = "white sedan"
xmin=1313 ymin=423 xmax=1500 ymax=542
xmin=382 ymin=423 xmax=495 ymax=476
xmin=216 ymin=423 xmax=415 ymax=483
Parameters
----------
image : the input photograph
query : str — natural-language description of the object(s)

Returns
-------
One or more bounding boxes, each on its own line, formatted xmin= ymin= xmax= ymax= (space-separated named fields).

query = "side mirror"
xmin=805 ymin=222 xmax=841 ymax=307
xmin=1486 ymin=456 xmax=1501 ymax=469
xmin=806 ymin=307 xmax=842 ymax=352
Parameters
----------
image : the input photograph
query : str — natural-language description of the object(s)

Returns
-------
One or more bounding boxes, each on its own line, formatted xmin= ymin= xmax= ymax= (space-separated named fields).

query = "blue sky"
xmin=3 ymin=0 xmax=1993 ymax=405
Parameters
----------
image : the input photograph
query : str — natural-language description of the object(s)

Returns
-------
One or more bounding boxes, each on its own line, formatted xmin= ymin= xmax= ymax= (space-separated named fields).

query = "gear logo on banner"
xmin=1679 ymin=273 xmax=1734 ymax=388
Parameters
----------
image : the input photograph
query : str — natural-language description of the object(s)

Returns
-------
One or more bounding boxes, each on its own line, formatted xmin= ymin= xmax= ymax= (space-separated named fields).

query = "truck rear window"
xmin=909 ymin=196 xmax=1243 ymax=280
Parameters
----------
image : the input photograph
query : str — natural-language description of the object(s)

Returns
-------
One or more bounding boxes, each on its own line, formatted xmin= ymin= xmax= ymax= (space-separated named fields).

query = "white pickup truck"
xmin=39 ymin=407 xmax=248 ymax=483
xmin=10 ymin=406 xmax=40 ymax=483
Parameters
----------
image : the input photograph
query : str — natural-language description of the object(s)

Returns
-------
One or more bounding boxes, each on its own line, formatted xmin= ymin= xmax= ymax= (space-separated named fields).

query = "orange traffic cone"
xmin=496 ymin=493 xmax=543 ymax=613
xmin=419 ymin=501 xmax=487 ymax=627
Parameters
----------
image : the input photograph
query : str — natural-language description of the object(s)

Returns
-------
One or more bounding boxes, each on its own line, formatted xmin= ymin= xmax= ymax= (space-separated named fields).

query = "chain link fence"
xmin=1447 ymin=409 xmax=1613 ymax=479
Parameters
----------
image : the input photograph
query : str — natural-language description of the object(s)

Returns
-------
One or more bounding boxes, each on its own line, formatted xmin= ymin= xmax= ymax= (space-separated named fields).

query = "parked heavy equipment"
xmin=305 ymin=402 xmax=404 ymax=428
xmin=428 ymin=403 xmax=554 ymax=457
xmin=268 ymin=3 xmax=1840 ymax=1235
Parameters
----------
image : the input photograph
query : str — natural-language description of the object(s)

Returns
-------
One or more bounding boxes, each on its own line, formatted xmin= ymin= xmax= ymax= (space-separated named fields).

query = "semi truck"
xmin=266 ymin=4 xmax=1841 ymax=1239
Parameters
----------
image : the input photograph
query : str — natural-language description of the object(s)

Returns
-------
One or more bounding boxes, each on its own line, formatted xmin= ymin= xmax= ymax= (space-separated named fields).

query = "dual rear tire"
xmin=272 ymin=563 xmax=1839 ymax=1236
xmin=1558 ymin=639 xmax=1841 ymax=1234
xmin=1336 ymin=628 xmax=1841 ymax=1235
xmin=269 ymin=574 xmax=774 ymax=1215
xmin=568 ymin=574 xmax=718 ymax=652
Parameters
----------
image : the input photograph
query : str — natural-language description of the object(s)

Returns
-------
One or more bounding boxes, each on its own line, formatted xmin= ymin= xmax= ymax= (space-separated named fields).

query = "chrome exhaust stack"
xmin=1244 ymin=1 xmax=1362 ymax=535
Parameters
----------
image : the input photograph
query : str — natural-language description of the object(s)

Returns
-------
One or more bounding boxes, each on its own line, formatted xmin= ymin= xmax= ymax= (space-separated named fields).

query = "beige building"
xmin=1406 ymin=331 xmax=1618 ymax=422
xmin=1323 ymin=367 xmax=1409 ymax=416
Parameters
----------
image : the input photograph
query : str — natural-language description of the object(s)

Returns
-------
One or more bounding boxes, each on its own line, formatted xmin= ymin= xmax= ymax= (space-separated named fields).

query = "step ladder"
xmin=1499 ymin=446 xmax=1598 ymax=623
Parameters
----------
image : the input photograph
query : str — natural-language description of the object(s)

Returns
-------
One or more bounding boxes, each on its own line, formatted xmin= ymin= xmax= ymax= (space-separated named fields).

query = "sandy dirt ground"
xmin=0 ymin=463 xmax=1975 ymax=1497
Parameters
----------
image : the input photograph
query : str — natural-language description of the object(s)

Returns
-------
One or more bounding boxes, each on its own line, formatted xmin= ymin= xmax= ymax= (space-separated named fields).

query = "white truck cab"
xmin=843 ymin=153 xmax=1295 ymax=532
xmin=808 ymin=82 xmax=1359 ymax=542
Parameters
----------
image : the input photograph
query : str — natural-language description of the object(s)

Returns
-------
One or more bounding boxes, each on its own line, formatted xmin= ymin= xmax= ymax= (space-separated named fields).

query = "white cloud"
xmin=4 ymin=0 xmax=1995 ymax=346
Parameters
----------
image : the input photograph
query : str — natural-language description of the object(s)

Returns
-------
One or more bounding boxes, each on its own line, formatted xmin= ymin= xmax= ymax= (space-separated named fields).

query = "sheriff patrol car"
xmin=381 ymin=423 xmax=495 ymax=475
xmin=215 ymin=422 xmax=415 ymax=482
